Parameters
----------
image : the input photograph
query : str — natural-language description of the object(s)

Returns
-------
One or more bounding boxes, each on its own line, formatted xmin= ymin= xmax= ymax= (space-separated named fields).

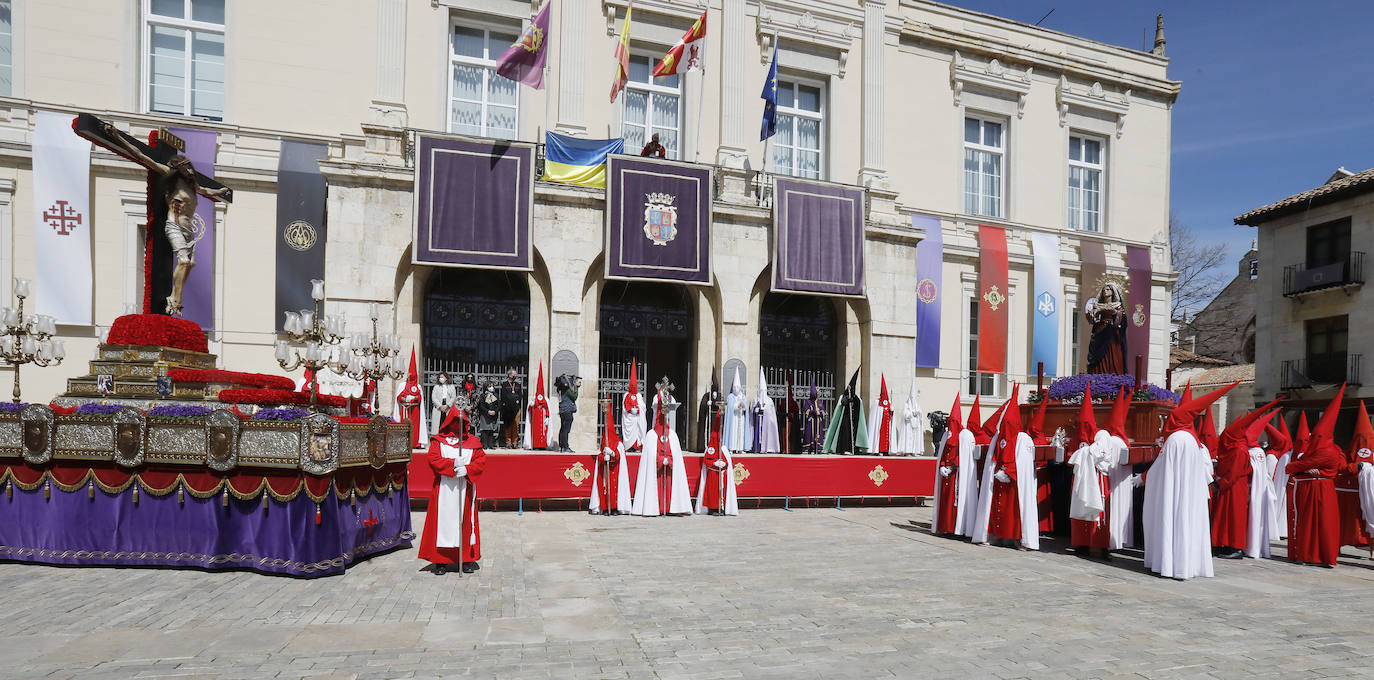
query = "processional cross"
xmin=72 ymin=113 xmax=233 ymax=318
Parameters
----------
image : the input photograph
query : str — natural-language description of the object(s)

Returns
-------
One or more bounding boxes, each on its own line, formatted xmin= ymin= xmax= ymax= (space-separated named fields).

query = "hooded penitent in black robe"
xmin=696 ymin=369 xmax=722 ymax=451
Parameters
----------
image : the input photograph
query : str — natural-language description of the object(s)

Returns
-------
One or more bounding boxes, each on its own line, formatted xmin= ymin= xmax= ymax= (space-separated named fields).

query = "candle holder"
xmin=275 ymin=280 xmax=404 ymax=411
xmin=1 ymin=278 xmax=65 ymax=402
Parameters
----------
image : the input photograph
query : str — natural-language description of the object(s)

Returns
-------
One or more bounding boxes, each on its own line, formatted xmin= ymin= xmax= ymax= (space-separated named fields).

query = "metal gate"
xmin=595 ymin=359 xmax=648 ymax=447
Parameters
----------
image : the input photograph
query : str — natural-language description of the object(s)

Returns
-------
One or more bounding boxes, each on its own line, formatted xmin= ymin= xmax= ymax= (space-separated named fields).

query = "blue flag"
xmin=760 ymin=44 xmax=778 ymax=142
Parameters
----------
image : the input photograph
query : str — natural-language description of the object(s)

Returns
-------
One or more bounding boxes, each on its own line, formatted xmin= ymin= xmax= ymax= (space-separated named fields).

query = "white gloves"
xmin=994 ymin=469 xmax=1011 ymax=483
xmin=713 ymin=460 xmax=726 ymax=469
xmin=939 ymin=465 xmax=953 ymax=477
xmin=1361 ymin=462 xmax=1373 ymax=473
xmin=1130 ymin=473 xmax=1144 ymax=488
xmin=453 ymin=465 xmax=467 ymax=478
xmin=603 ymin=452 xmax=613 ymax=462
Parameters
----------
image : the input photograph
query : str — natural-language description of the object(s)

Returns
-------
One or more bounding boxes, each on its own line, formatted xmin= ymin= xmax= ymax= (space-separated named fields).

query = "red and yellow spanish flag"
xmin=609 ymin=1 xmax=633 ymax=103
xmin=653 ymin=9 xmax=707 ymax=77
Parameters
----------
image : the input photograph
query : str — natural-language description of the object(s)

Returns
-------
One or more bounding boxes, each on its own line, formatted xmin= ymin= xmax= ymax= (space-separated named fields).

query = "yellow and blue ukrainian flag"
xmin=544 ymin=132 xmax=624 ymax=188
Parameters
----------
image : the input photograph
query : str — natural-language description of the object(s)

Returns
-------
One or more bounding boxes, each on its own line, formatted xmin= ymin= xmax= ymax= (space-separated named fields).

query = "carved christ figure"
xmin=101 ymin=121 xmax=232 ymax=316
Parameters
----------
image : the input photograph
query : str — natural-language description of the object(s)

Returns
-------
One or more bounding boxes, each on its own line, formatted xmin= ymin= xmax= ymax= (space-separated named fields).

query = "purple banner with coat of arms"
xmin=913 ymin=214 xmax=943 ymax=369
xmin=605 ymin=155 xmax=712 ymax=284
xmin=413 ymin=134 xmax=533 ymax=271
xmin=772 ymin=177 xmax=865 ymax=297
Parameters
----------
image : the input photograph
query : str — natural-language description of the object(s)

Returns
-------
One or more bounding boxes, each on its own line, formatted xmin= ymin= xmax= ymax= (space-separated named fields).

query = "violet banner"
xmin=772 ymin=177 xmax=865 ymax=297
xmin=605 ymin=155 xmax=712 ymax=284
xmin=413 ymin=134 xmax=533 ymax=271
xmin=167 ymin=127 xmax=218 ymax=330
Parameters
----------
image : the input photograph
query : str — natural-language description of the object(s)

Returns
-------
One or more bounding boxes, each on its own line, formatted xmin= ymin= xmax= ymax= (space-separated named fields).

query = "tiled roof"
xmin=1192 ymin=363 xmax=1255 ymax=387
xmin=1169 ymin=346 xmax=1232 ymax=368
xmin=1235 ymin=167 xmax=1374 ymax=225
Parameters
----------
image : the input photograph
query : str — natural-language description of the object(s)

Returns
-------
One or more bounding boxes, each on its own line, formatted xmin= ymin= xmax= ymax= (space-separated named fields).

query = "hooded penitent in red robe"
xmin=1027 ymin=396 xmax=1056 ymax=533
xmin=1069 ymin=384 xmax=1111 ymax=550
xmin=1286 ymin=384 xmax=1349 ymax=567
xmin=932 ymin=393 xmax=967 ymax=535
xmin=988 ymin=384 xmax=1030 ymax=546
xmin=394 ymin=348 xmax=426 ymax=448
xmin=524 ymin=363 xmax=550 ymax=450
xmin=418 ymin=407 xmax=487 ymax=568
xmin=591 ymin=399 xmax=631 ymax=514
xmin=1209 ymin=399 xmax=1282 ymax=555
xmin=1337 ymin=398 xmax=1374 ymax=548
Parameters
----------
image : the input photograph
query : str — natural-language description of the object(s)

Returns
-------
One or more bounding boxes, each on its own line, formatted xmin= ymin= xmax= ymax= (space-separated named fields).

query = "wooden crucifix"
xmin=72 ymin=113 xmax=233 ymax=319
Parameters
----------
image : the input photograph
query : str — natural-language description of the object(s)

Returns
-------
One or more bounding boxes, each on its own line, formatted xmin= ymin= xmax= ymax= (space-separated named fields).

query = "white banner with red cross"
xmin=33 ymin=110 xmax=92 ymax=324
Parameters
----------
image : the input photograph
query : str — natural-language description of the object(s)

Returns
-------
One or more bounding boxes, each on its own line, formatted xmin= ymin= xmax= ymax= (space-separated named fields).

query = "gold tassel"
xmin=88 ymin=480 xmax=94 ymax=500
xmin=222 ymin=488 xmax=229 ymax=507
xmin=350 ymin=489 xmax=356 ymax=507
xmin=132 ymin=485 xmax=139 ymax=504
xmin=5 ymin=480 xmax=11 ymax=499
xmin=261 ymin=494 xmax=268 ymax=510
xmin=44 ymin=480 xmax=50 ymax=500
xmin=177 ymin=484 xmax=184 ymax=504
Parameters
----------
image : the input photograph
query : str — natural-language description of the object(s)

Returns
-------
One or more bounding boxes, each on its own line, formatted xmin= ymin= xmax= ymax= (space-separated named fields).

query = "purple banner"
xmin=0 ymin=478 xmax=412 ymax=577
xmin=168 ymin=127 xmax=217 ymax=330
xmin=605 ymin=155 xmax=712 ymax=284
xmin=1126 ymin=245 xmax=1153 ymax=379
xmin=772 ymin=177 xmax=865 ymax=297
xmin=413 ymin=134 xmax=533 ymax=271
xmin=913 ymin=214 xmax=943 ymax=368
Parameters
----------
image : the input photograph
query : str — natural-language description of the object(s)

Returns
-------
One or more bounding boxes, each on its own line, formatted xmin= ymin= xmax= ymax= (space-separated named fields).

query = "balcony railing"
xmin=1281 ymin=354 xmax=1363 ymax=390
xmin=1283 ymin=252 xmax=1365 ymax=296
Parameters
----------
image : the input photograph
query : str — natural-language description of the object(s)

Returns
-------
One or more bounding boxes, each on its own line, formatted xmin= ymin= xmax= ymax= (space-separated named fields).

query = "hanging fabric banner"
xmin=976 ymin=225 xmax=1008 ymax=374
xmin=32 ymin=111 xmax=92 ymax=325
xmin=772 ymin=177 xmax=865 ymax=297
xmin=1126 ymin=245 xmax=1153 ymax=379
xmin=1030 ymin=232 xmax=1060 ymax=377
xmin=605 ymin=155 xmax=711 ymax=284
xmin=412 ymin=133 xmax=534 ymax=271
xmin=166 ymin=127 xmax=219 ymax=330
xmin=913 ymin=214 xmax=943 ymax=369
xmin=274 ymin=140 xmax=329 ymax=330
xmin=1078 ymin=240 xmax=1107 ymax=374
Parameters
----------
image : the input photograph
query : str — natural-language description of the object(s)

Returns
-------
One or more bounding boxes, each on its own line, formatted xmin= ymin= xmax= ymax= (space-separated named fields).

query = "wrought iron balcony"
xmin=1281 ymin=354 xmax=1363 ymax=390
xmin=1283 ymin=252 xmax=1365 ymax=297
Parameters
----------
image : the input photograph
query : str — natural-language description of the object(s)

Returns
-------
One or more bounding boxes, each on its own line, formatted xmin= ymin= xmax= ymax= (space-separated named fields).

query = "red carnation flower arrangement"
xmin=168 ymin=369 xmax=296 ymax=391
xmin=106 ymin=314 xmax=208 ymax=354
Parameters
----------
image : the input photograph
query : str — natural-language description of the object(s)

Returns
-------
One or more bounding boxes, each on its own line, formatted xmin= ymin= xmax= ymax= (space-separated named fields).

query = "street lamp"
xmin=275 ymin=280 xmax=404 ymax=411
xmin=1 ymin=278 xmax=65 ymax=402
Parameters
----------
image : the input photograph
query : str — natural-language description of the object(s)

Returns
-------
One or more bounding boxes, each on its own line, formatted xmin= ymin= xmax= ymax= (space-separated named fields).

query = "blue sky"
xmin=944 ymin=0 xmax=1374 ymax=263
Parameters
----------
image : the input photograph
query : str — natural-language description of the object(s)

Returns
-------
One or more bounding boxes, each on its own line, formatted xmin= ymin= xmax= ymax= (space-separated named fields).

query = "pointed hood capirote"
xmin=1307 ymin=383 xmax=1346 ymax=459
xmin=968 ymin=395 xmax=984 ymax=445
xmin=532 ymin=362 xmax=546 ymax=404
xmin=731 ymin=366 xmax=744 ymax=397
xmin=1106 ymin=387 xmax=1131 ymax=442
xmin=1219 ymin=397 xmax=1284 ymax=453
xmin=981 ymin=399 xmax=1008 ymax=445
xmin=944 ymin=392 xmax=963 ymax=443
xmin=1295 ymin=411 xmax=1311 ymax=456
xmin=1027 ymin=394 xmax=1050 ymax=445
xmin=1347 ymin=396 xmax=1374 ymax=462
xmin=1160 ymin=381 xmax=1239 ymax=444
xmin=1074 ymin=383 xmax=1097 ymax=450
xmin=435 ymin=403 xmax=470 ymax=439
xmin=998 ymin=383 xmax=1022 ymax=447
xmin=878 ymin=375 xmax=890 ymax=406
xmin=1264 ymin=413 xmax=1292 ymax=454
xmin=1200 ymin=406 xmax=1220 ymax=454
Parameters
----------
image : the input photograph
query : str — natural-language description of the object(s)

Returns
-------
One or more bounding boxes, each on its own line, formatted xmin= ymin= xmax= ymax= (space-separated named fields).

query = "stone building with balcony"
xmin=1 ymin=0 xmax=1179 ymax=453
xmin=1237 ymin=167 xmax=1371 ymax=434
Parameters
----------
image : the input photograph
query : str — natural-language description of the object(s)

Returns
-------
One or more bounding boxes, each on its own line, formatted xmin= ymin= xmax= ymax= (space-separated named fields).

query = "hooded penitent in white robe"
xmin=1143 ymin=430 xmax=1215 ymax=580
xmin=931 ymin=428 xmax=980 ymax=537
xmin=630 ymin=396 xmax=692 ymax=516
xmin=1270 ymin=450 xmax=1291 ymax=539
xmin=589 ymin=441 xmax=633 ymax=514
xmin=1003 ymin=431 xmax=1041 ymax=550
xmin=750 ymin=368 xmax=781 ymax=453
xmin=722 ymin=368 xmax=750 ymax=452
xmin=1244 ymin=446 xmax=1278 ymax=558
xmin=621 ymin=391 xmax=648 ymax=451
xmin=969 ymin=408 xmax=1009 ymax=545
xmin=1103 ymin=433 xmax=1136 ymax=550
xmin=894 ymin=384 xmax=924 ymax=456
xmin=695 ymin=443 xmax=739 ymax=516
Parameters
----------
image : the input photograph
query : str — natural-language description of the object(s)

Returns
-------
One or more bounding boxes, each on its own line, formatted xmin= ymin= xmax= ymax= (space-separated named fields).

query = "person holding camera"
xmin=555 ymin=373 xmax=580 ymax=452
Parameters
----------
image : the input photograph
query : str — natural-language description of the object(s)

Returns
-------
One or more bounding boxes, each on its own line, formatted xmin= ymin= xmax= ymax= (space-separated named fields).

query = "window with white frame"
xmin=771 ymin=79 xmax=824 ymax=179
xmin=622 ymin=54 xmax=680 ymax=159
xmin=966 ymin=296 xmax=1000 ymax=398
xmin=449 ymin=21 xmax=519 ymax=139
xmin=963 ymin=116 xmax=1004 ymax=218
xmin=144 ymin=0 xmax=225 ymax=120
xmin=0 ymin=1 xmax=12 ymax=97
xmin=1068 ymin=134 xmax=1104 ymax=231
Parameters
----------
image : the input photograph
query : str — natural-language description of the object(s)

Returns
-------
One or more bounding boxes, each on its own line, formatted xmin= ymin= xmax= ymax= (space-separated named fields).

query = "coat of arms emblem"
xmin=1132 ymin=303 xmax=1146 ymax=327
xmin=917 ymin=278 xmax=938 ymax=304
xmin=643 ymin=192 xmax=678 ymax=246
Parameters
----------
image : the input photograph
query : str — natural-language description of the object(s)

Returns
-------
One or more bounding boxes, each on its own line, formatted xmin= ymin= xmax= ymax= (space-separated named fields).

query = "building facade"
xmin=1 ymin=0 xmax=1178 ymax=453
xmin=1238 ymin=168 xmax=1371 ymax=423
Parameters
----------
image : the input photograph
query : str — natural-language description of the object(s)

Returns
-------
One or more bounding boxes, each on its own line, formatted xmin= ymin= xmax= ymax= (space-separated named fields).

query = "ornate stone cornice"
xmin=754 ymin=0 xmax=862 ymax=76
xmin=1057 ymin=75 xmax=1130 ymax=138
xmin=950 ymin=50 xmax=1031 ymax=117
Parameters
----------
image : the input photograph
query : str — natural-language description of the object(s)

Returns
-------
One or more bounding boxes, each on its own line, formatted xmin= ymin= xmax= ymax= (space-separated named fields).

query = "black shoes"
xmin=462 ymin=561 xmax=480 ymax=573
xmin=434 ymin=564 xmax=446 ymax=575
xmin=1214 ymin=547 xmax=1244 ymax=559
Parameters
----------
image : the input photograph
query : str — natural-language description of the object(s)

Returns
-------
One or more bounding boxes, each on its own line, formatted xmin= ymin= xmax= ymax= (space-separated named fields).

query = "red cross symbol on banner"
xmin=362 ymin=509 xmax=379 ymax=536
xmin=43 ymin=200 xmax=82 ymax=236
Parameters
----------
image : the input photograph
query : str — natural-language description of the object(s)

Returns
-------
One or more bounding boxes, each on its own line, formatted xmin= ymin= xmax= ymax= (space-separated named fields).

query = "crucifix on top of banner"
xmin=72 ymin=113 xmax=233 ymax=321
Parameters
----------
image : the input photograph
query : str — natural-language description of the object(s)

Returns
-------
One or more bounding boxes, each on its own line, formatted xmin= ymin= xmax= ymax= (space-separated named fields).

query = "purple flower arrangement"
xmin=146 ymin=404 xmax=215 ymax=420
xmin=74 ymin=402 xmax=126 ymax=416
xmin=0 ymin=402 xmax=27 ymax=414
xmin=252 ymin=407 xmax=311 ymax=422
xmin=1043 ymin=373 xmax=1179 ymax=404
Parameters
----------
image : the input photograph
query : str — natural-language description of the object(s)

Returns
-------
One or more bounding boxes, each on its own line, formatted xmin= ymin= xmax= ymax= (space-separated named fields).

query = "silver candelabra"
xmin=274 ymin=279 xmax=403 ymax=411
xmin=1 ymin=278 xmax=65 ymax=403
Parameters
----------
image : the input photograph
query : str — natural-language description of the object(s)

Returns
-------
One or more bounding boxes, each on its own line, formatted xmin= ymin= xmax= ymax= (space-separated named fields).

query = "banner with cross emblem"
xmin=32 ymin=111 xmax=93 ymax=324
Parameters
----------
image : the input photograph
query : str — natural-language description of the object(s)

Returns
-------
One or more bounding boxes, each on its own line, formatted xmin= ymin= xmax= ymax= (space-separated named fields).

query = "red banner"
xmin=409 ymin=452 xmax=934 ymax=502
xmin=977 ymin=225 xmax=1009 ymax=374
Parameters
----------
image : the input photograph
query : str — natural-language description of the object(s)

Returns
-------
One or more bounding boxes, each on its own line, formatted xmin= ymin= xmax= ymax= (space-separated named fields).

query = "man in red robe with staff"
xmin=591 ymin=400 xmax=631 ymax=515
xmin=696 ymin=410 xmax=738 ymax=515
xmin=1287 ymin=384 xmax=1348 ymax=568
xmin=418 ymin=407 xmax=487 ymax=575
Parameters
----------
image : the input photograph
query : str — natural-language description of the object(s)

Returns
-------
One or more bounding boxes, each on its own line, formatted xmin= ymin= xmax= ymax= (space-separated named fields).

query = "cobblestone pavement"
xmin=4 ymin=505 xmax=1374 ymax=679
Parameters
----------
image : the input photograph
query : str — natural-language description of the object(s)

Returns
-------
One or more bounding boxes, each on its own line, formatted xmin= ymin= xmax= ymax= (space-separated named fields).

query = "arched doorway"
xmin=599 ymin=280 xmax=695 ymax=442
xmin=422 ymin=267 xmax=530 ymax=390
xmin=759 ymin=292 xmax=839 ymax=409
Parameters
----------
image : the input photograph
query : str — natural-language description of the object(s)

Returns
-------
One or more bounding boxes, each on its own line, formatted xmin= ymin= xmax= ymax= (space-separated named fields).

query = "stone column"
xmin=859 ymin=0 xmax=886 ymax=188
xmin=715 ymin=0 xmax=747 ymax=167
xmin=369 ymin=0 xmax=407 ymax=126
xmin=557 ymin=0 xmax=587 ymax=132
